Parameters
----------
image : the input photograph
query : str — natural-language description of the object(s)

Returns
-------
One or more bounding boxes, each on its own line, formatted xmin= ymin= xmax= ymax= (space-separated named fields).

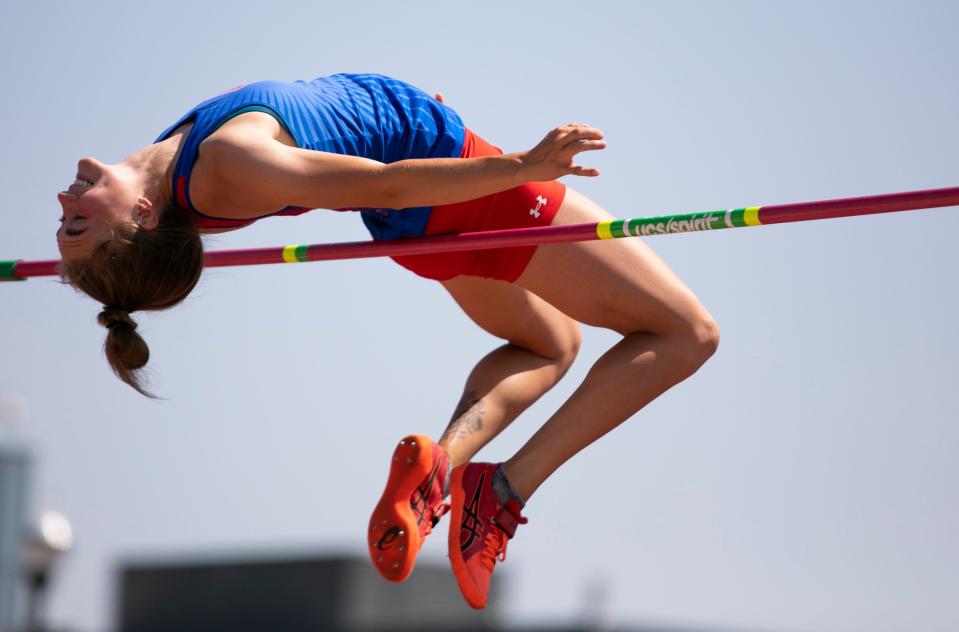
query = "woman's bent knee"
xmin=560 ymin=320 xmax=583 ymax=366
xmin=678 ymin=315 xmax=720 ymax=377
xmin=540 ymin=319 xmax=582 ymax=373
xmin=510 ymin=314 xmax=581 ymax=375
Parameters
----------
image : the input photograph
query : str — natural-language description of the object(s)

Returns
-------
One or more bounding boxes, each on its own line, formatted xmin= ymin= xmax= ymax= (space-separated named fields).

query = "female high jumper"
xmin=56 ymin=73 xmax=719 ymax=608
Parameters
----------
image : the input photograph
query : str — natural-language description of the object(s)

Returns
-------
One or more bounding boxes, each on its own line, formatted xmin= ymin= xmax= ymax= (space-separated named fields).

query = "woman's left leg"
xmin=368 ymin=273 xmax=580 ymax=583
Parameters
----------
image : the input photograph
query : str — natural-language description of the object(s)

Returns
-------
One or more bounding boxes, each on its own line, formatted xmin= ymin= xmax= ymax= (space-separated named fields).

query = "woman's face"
xmin=56 ymin=157 xmax=144 ymax=260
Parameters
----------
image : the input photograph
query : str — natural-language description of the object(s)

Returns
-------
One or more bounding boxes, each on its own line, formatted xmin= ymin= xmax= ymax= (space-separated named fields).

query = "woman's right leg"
xmin=446 ymin=187 xmax=720 ymax=608
xmin=505 ymin=187 xmax=721 ymax=500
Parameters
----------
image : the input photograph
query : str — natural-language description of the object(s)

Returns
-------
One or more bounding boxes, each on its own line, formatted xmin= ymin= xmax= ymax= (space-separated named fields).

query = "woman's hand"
xmin=433 ymin=89 xmax=604 ymax=182
xmin=520 ymin=124 xmax=606 ymax=181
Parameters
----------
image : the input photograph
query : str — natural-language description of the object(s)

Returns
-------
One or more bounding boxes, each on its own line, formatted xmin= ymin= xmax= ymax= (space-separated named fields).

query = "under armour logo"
xmin=529 ymin=195 xmax=547 ymax=219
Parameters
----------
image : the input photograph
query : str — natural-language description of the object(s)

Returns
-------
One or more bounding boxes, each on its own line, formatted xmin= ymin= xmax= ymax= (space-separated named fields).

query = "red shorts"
xmin=390 ymin=130 xmax=566 ymax=283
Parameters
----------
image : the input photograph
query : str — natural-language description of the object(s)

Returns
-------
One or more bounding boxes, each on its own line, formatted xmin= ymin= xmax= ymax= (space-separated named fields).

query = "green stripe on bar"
xmin=295 ymin=245 xmax=309 ymax=262
xmin=0 ymin=260 xmax=24 ymax=282
xmin=729 ymin=208 xmax=747 ymax=227
xmin=610 ymin=220 xmax=627 ymax=238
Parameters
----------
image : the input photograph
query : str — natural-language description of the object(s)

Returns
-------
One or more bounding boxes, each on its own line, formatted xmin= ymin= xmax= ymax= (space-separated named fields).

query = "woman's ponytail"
xmin=97 ymin=307 xmax=151 ymax=395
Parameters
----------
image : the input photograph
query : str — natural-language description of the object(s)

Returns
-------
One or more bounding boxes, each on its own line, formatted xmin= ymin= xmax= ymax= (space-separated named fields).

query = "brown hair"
xmin=60 ymin=205 xmax=204 ymax=397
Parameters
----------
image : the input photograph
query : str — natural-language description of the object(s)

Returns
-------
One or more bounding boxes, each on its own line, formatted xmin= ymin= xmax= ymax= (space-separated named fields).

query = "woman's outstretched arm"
xmin=201 ymin=124 xmax=606 ymax=214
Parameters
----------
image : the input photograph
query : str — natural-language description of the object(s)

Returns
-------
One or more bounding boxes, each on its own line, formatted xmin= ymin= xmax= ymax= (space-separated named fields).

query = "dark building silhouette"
xmin=117 ymin=554 xmax=496 ymax=632
xmin=116 ymin=552 xmax=784 ymax=632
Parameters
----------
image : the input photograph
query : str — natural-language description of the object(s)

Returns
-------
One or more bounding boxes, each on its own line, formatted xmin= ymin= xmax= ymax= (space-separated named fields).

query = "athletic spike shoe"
xmin=448 ymin=463 xmax=528 ymax=609
xmin=368 ymin=434 xmax=450 ymax=582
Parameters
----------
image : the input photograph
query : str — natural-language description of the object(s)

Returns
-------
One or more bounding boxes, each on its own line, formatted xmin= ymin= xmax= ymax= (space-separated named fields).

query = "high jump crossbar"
xmin=3 ymin=185 xmax=958 ymax=282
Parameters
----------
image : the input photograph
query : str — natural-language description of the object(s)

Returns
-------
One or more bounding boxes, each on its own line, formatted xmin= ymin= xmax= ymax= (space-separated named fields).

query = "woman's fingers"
xmin=567 ymin=139 xmax=607 ymax=153
xmin=524 ymin=124 xmax=606 ymax=179
xmin=562 ymin=126 xmax=604 ymax=140
xmin=570 ymin=164 xmax=601 ymax=177
xmin=543 ymin=125 xmax=604 ymax=148
xmin=562 ymin=128 xmax=604 ymax=176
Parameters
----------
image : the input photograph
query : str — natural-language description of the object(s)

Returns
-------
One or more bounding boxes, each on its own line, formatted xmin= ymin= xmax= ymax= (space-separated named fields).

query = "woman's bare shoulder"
xmin=188 ymin=112 xmax=296 ymax=218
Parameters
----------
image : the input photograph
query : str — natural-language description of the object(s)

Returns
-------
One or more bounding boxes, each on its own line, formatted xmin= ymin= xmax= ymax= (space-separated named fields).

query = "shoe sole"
xmin=447 ymin=464 xmax=486 ymax=609
xmin=368 ymin=434 xmax=434 ymax=582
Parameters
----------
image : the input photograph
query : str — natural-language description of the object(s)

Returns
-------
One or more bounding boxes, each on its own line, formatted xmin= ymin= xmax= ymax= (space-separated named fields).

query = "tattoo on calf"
xmin=441 ymin=390 xmax=485 ymax=441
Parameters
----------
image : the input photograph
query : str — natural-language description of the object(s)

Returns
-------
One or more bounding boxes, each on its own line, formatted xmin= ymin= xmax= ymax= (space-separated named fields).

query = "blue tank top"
xmin=155 ymin=73 xmax=467 ymax=239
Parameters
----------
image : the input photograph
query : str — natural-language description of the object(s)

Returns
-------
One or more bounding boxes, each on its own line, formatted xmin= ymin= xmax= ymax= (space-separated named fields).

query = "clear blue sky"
xmin=1 ymin=1 xmax=957 ymax=630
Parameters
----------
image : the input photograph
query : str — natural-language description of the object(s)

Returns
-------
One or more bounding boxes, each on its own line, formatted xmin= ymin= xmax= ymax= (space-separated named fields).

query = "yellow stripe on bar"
xmin=743 ymin=206 xmax=762 ymax=226
xmin=596 ymin=221 xmax=614 ymax=240
xmin=282 ymin=245 xmax=300 ymax=263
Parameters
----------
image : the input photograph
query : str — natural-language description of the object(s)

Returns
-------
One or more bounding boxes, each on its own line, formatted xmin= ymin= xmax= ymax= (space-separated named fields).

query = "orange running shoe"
xmin=448 ymin=462 xmax=528 ymax=609
xmin=368 ymin=435 xmax=449 ymax=582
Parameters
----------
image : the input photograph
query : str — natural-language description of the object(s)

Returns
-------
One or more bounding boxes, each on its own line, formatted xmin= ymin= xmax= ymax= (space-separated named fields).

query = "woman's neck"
xmin=119 ymin=126 xmax=191 ymax=209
